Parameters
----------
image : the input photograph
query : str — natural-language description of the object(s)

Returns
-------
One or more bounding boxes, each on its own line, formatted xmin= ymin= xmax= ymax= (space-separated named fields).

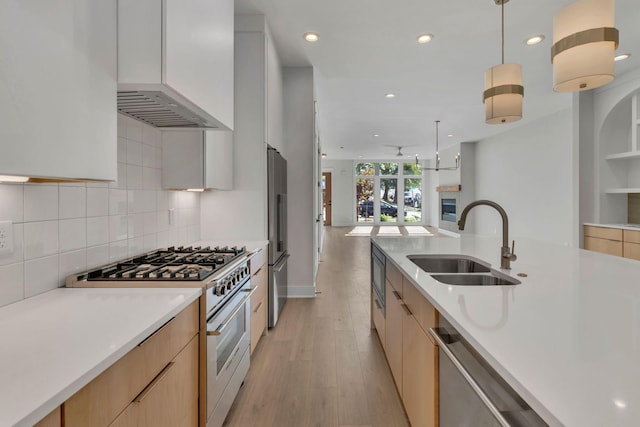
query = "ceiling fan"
xmin=384 ymin=145 xmax=417 ymax=157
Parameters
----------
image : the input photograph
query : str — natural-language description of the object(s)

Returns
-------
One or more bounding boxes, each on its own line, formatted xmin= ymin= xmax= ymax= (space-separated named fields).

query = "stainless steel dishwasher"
xmin=429 ymin=318 xmax=548 ymax=427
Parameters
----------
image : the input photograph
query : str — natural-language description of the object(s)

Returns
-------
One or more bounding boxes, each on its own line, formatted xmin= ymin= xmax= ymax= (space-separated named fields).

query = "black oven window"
xmin=441 ymin=198 xmax=456 ymax=222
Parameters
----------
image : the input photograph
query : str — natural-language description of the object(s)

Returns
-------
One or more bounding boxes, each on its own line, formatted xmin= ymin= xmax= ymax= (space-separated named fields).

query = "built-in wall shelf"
xmin=605 ymin=151 xmax=640 ymax=160
xmin=436 ymin=184 xmax=461 ymax=192
xmin=605 ymin=188 xmax=640 ymax=194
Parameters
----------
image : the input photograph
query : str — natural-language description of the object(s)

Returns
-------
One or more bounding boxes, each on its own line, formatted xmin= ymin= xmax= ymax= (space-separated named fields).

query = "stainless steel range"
xmin=66 ymin=245 xmax=255 ymax=427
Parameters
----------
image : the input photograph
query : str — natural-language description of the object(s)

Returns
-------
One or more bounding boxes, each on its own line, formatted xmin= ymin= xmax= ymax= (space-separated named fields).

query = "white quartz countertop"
xmin=0 ymin=287 xmax=202 ymax=427
xmin=584 ymin=222 xmax=640 ymax=231
xmin=372 ymin=235 xmax=640 ymax=427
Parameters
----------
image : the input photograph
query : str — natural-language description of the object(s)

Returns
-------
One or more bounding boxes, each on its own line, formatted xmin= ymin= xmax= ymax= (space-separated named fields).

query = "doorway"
xmin=322 ymin=172 xmax=332 ymax=225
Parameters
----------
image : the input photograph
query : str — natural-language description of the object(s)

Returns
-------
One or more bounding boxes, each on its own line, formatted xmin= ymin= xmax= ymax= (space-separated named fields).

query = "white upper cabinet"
xmin=162 ymin=131 xmax=232 ymax=190
xmin=0 ymin=0 xmax=117 ymax=181
xmin=118 ymin=0 xmax=234 ymax=131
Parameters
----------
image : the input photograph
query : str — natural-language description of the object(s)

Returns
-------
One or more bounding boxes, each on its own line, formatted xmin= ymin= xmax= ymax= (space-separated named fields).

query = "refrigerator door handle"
xmin=274 ymin=253 xmax=290 ymax=272
xmin=277 ymin=194 xmax=283 ymax=252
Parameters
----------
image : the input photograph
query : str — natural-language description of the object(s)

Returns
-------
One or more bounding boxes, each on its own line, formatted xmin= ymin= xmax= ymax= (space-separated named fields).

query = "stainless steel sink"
xmin=408 ymin=255 xmax=491 ymax=273
xmin=431 ymin=273 xmax=521 ymax=286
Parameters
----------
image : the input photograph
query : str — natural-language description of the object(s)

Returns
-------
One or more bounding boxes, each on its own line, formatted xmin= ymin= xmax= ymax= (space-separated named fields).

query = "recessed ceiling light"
xmin=447 ymin=134 xmax=454 ymax=138
xmin=525 ymin=35 xmax=545 ymax=45
xmin=303 ymin=32 xmax=319 ymax=42
xmin=373 ymin=134 xmax=380 ymax=137
xmin=385 ymin=93 xmax=395 ymax=98
xmin=615 ymin=53 xmax=631 ymax=62
xmin=417 ymin=34 xmax=434 ymax=44
xmin=321 ymin=153 xmax=327 ymax=158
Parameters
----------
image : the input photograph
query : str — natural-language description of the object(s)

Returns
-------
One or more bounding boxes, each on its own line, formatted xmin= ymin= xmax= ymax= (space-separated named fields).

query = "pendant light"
xmin=551 ymin=0 xmax=619 ymax=92
xmin=483 ymin=0 xmax=524 ymax=124
xmin=424 ymin=121 xmax=460 ymax=171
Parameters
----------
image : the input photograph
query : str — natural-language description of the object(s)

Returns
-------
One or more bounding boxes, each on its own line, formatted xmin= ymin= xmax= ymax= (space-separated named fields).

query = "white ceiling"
xmin=235 ymin=0 xmax=640 ymax=160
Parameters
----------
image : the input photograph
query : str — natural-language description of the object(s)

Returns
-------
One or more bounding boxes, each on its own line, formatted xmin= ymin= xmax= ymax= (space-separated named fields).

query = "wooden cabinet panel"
xmin=403 ymin=313 xmax=437 ymax=427
xmin=385 ymin=280 xmax=403 ymax=397
xmin=623 ymin=229 xmax=640 ymax=244
xmin=250 ymin=257 xmax=268 ymax=354
xmin=584 ymin=225 xmax=622 ymax=240
xmin=372 ymin=291 xmax=386 ymax=350
xmin=386 ymin=261 xmax=402 ymax=292
xmin=34 ymin=406 xmax=61 ymax=427
xmin=402 ymin=276 xmax=438 ymax=336
xmin=110 ymin=336 xmax=199 ymax=427
xmin=250 ymin=248 xmax=267 ymax=275
xmin=584 ymin=236 xmax=623 ymax=256
xmin=65 ymin=301 xmax=198 ymax=427
xmin=624 ymin=242 xmax=640 ymax=261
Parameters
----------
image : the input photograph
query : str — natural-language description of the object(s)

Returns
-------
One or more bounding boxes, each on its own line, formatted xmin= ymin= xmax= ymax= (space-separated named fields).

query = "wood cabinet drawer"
xmin=250 ymin=297 xmax=267 ymax=354
xmin=386 ymin=261 xmax=402 ymax=292
xmin=251 ymin=264 xmax=268 ymax=312
xmin=372 ymin=292 xmax=386 ymax=350
xmin=623 ymin=229 xmax=640 ymax=244
xmin=250 ymin=248 xmax=266 ymax=275
xmin=65 ymin=300 xmax=199 ymax=427
xmin=402 ymin=277 xmax=437 ymax=339
xmin=584 ymin=225 xmax=622 ymax=241
xmin=584 ymin=236 xmax=623 ymax=257
xmin=34 ymin=406 xmax=61 ymax=427
xmin=624 ymin=242 xmax=640 ymax=261
xmin=110 ymin=336 xmax=199 ymax=427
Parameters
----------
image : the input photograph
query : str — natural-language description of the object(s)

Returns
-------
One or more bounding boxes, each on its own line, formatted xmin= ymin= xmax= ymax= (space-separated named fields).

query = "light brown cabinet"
xmin=402 ymin=277 xmax=438 ymax=427
xmin=34 ymin=407 xmax=61 ymax=427
xmin=64 ymin=300 xmax=199 ymax=427
xmin=372 ymin=253 xmax=439 ymax=427
xmin=250 ymin=248 xmax=268 ymax=354
xmin=385 ymin=280 xmax=404 ymax=397
xmin=584 ymin=225 xmax=640 ymax=260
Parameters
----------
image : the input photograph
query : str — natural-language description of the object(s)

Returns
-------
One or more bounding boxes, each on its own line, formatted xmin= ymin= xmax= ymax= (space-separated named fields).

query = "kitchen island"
xmin=0 ymin=287 xmax=201 ymax=427
xmin=373 ymin=235 xmax=640 ymax=427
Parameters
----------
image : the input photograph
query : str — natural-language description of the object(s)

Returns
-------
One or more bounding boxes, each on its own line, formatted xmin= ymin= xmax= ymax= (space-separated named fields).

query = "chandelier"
xmin=423 ymin=121 xmax=460 ymax=171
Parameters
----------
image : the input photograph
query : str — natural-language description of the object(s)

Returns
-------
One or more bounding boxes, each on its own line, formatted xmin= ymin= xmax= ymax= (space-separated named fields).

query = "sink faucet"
xmin=457 ymin=200 xmax=517 ymax=270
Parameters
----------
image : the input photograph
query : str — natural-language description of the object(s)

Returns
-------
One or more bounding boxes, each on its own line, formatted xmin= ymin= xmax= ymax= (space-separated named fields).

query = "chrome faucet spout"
xmin=457 ymin=200 xmax=516 ymax=270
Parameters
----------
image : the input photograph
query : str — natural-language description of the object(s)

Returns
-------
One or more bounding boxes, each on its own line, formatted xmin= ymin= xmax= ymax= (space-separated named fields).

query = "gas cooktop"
xmin=82 ymin=246 xmax=247 ymax=282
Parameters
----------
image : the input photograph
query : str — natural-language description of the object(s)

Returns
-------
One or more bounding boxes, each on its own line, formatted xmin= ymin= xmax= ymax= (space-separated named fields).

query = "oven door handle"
xmin=207 ymin=287 xmax=257 ymax=336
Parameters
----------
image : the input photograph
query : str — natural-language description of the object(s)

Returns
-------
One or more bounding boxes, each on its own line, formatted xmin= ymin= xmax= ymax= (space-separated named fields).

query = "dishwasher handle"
xmin=428 ymin=328 xmax=512 ymax=427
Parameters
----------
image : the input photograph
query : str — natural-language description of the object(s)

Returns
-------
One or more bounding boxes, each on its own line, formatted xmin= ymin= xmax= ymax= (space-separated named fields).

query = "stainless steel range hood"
xmin=117 ymin=90 xmax=222 ymax=129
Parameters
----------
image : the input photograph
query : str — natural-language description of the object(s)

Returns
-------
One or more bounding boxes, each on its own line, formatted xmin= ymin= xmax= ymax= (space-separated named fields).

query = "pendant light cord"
xmin=435 ymin=120 xmax=439 ymax=152
xmin=501 ymin=0 xmax=505 ymax=64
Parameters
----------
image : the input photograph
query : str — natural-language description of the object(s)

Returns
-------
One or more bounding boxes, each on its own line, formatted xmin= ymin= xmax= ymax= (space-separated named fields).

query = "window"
xmin=355 ymin=161 xmax=424 ymax=224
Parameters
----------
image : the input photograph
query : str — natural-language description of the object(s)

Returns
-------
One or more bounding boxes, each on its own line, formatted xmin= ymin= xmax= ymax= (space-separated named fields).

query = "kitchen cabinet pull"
xmin=392 ymin=290 xmax=402 ymax=300
xmin=134 ymin=362 xmax=175 ymax=403
xmin=400 ymin=303 xmax=412 ymax=316
xmin=373 ymin=299 xmax=382 ymax=310
xmin=428 ymin=328 xmax=511 ymax=427
xmin=253 ymin=301 xmax=263 ymax=313
xmin=253 ymin=267 xmax=262 ymax=276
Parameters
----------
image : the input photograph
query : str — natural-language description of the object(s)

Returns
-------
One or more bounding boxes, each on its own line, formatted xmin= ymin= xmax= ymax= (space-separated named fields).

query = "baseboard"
xmin=287 ymin=284 xmax=316 ymax=298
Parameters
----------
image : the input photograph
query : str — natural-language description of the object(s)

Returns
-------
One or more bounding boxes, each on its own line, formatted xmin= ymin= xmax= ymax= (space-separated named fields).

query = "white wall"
xmin=282 ymin=67 xmax=315 ymax=297
xmin=472 ymin=109 xmax=574 ymax=246
xmin=0 ymin=114 xmax=202 ymax=308
xmin=322 ymin=159 xmax=354 ymax=226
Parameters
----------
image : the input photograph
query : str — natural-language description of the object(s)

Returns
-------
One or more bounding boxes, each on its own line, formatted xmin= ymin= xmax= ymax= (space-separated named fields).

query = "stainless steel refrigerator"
xmin=267 ymin=145 xmax=288 ymax=327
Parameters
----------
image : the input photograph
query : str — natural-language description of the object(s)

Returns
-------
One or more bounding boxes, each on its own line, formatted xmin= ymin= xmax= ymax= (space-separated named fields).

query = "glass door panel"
xmin=404 ymin=178 xmax=422 ymax=222
xmin=380 ymin=178 xmax=398 ymax=223
xmin=356 ymin=178 xmax=374 ymax=222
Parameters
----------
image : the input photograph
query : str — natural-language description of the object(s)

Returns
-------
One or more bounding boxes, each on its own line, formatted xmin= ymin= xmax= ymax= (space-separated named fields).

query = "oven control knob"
xmin=215 ymin=285 xmax=225 ymax=296
xmin=244 ymin=267 xmax=249 ymax=276
xmin=225 ymin=279 xmax=232 ymax=290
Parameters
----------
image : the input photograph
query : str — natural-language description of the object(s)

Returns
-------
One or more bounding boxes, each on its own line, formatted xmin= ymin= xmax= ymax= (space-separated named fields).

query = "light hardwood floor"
xmin=223 ymin=226 xmax=419 ymax=427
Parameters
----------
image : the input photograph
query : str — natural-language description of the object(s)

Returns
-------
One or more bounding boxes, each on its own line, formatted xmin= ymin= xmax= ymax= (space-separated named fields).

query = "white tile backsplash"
xmin=24 ymin=185 xmax=58 ymax=222
xmin=0 ymin=263 xmax=23 ymax=307
xmin=87 ymin=216 xmax=109 ymax=247
xmin=59 ymin=218 xmax=87 ymax=252
xmin=59 ymin=186 xmax=87 ymax=219
xmin=87 ymin=187 xmax=109 ymax=217
xmin=24 ymin=255 xmax=59 ymax=298
xmin=0 ymin=184 xmax=24 ymax=223
xmin=0 ymin=114 xmax=201 ymax=305
xmin=24 ymin=221 xmax=59 ymax=260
